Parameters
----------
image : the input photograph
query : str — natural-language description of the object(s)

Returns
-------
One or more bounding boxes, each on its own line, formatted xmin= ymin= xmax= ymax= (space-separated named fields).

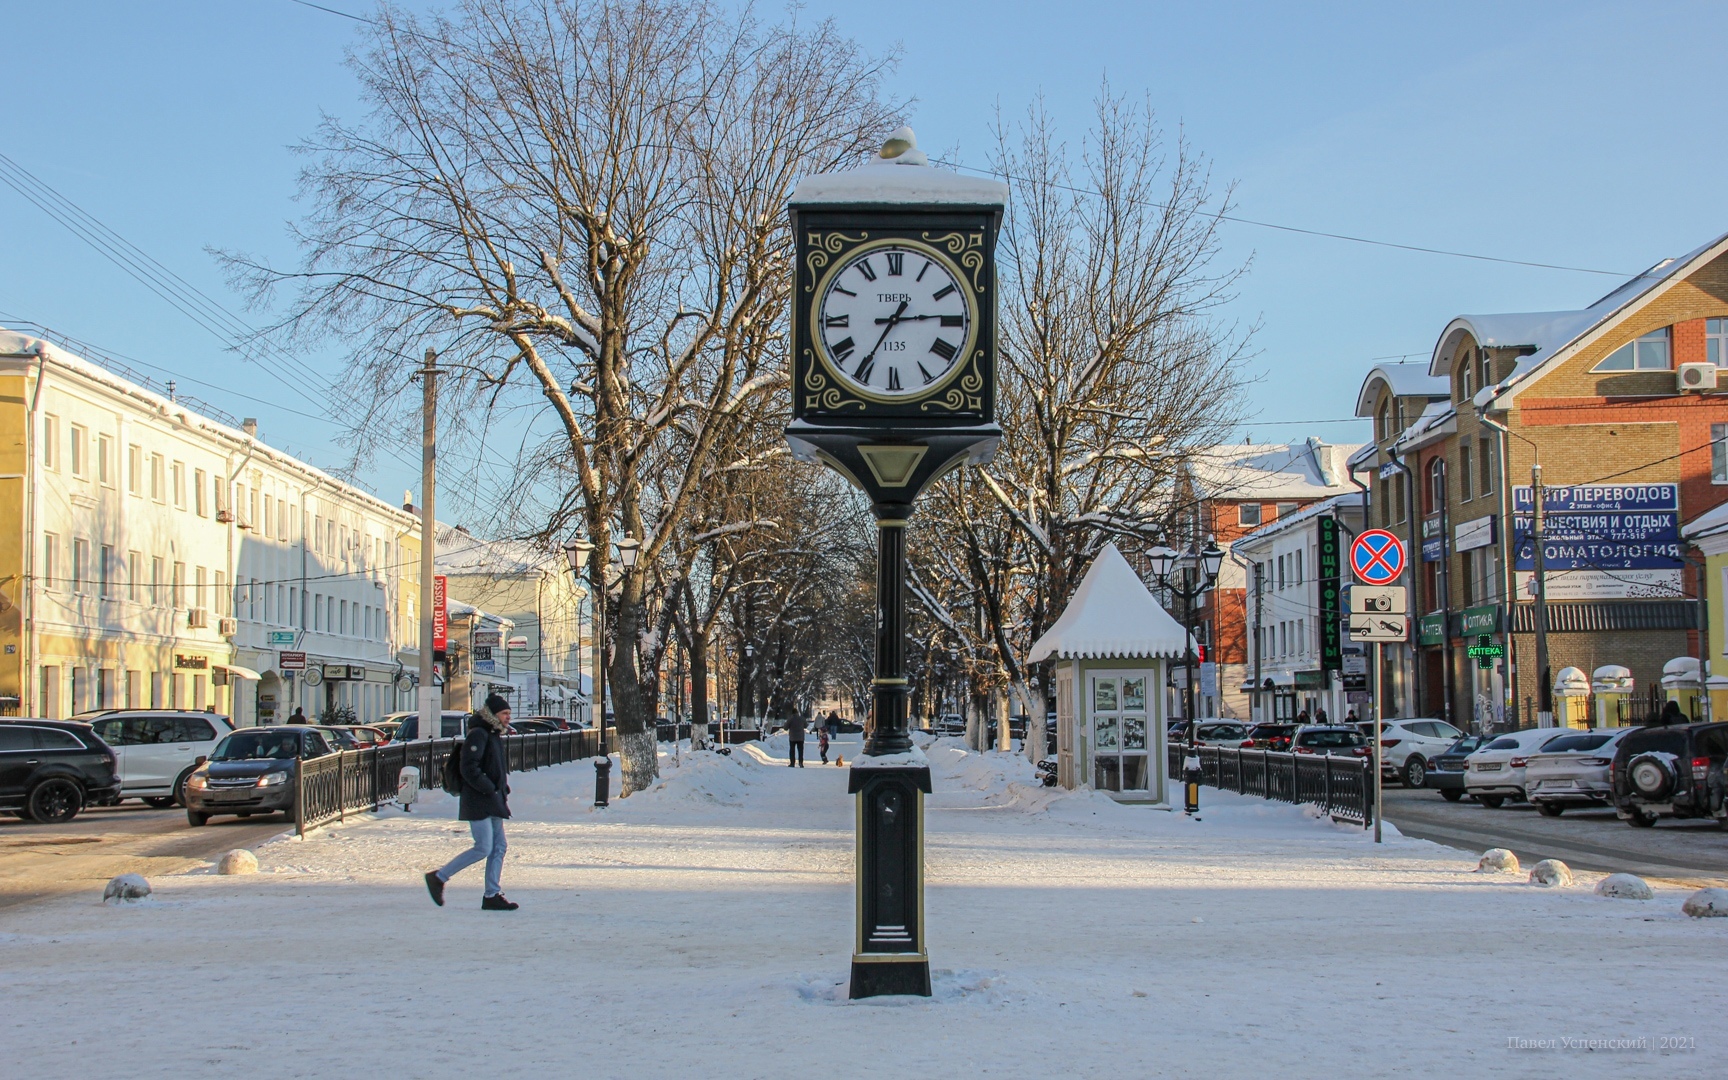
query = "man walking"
xmin=288 ymin=707 xmax=307 ymax=724
xmin=785 ymin=712 xmax=807 ymax=768
xmin=424 ymin=693 xmax=517 ymax=911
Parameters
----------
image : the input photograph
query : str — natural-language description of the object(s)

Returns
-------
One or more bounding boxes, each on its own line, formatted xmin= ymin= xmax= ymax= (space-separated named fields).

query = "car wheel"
xmin=238 ymin=811 xmax=252 ymax=817
xmin=172 ymin=768 xmax=195 ymax=808
xmin=1537 ymin=802 xmax=1564 ymax=817
xmin=1440 ymin=789 xmax=1464 ymax=802
xmin=1625 ymin=808 xmax=1656 ymax=828
xmin=27 ymin=778 xmax=84 ymax=824
xmin=187 ymin=810 xmax=209 ymax=827
xmin=1479 ymin=795 xmax=1506 ymax=809
xmin=143 ymin=796 xmax=176 ymax=809
xmin=1404 ymin=758 xmax=1427 ymax=788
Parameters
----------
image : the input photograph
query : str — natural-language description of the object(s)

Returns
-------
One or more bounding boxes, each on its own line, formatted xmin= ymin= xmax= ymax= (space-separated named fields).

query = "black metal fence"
xmin=1166 ymin=744 xmax=1373 ymax=826
xmin=296 ymin=728 xmax=612 ymax=835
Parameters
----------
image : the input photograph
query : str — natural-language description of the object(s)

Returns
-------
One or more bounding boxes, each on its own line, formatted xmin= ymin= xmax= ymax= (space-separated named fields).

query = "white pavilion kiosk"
xmin=1029 ymin=544 xmax=1188 ymax=804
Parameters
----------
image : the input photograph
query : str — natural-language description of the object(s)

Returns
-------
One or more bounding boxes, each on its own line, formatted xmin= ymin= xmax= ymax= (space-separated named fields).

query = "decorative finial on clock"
xmin=877 ymin=126 xmax=928 ymax=166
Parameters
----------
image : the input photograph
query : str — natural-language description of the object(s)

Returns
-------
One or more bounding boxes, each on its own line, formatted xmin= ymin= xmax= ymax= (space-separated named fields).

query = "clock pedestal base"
xmin=848 ymin=764 xmax=932 ymax=999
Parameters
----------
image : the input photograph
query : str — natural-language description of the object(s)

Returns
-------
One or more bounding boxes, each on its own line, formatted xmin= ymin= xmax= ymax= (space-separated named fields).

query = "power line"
xmin=934 ymin=157 xmax=1637 ymax=279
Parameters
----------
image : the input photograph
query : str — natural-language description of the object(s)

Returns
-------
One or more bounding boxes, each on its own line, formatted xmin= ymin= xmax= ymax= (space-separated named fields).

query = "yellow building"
xmin=0 ymin=328 xmax=420 ymax=724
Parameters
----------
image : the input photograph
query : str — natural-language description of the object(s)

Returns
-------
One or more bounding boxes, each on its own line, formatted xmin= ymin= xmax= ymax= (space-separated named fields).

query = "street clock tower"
xmin=786 ymin=128 xmax=1007 ymax=999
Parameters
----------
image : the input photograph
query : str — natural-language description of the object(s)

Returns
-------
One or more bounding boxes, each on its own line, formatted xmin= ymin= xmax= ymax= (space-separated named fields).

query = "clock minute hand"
xmin=861 ymin=300 xmax=909 ymax=363
xmin=874 ymin=312 xmax=943 ymax=323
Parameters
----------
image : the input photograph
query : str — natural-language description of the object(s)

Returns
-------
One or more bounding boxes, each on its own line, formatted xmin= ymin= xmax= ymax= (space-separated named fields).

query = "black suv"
xmin=1610 ymin=721 xmax=1728 ymax=828
xmin=0 ymin=719 xmax=122 ymax=823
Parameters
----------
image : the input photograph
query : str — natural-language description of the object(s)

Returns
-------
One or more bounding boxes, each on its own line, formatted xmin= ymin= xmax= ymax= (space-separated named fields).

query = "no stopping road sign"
xmin=1350 ymin=529 xmax=1406 ymax=586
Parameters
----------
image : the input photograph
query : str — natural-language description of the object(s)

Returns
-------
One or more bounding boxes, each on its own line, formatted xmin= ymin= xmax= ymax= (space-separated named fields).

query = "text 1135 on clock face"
xmin=817 ymin=242 xmax=975 ymax=400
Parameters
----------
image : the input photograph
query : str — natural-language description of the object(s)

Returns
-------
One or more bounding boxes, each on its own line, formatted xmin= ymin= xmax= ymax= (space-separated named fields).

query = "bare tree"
xmin=227 ymin=0 xmax=898 ymax=792
xmin=911 ymin=88 xmax=1251 ymax=756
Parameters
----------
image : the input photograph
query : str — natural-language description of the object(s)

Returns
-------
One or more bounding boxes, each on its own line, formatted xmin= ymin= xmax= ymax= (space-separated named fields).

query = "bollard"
xmin=594 ymin=757 xmax=611 ymax=808
xmin=1183 ymin=749 xmax=1201 ymax=817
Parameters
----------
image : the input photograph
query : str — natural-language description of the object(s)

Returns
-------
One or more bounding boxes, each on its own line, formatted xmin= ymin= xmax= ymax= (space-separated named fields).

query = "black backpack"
xmin=440 ymin=741 xmax=464 ymax=795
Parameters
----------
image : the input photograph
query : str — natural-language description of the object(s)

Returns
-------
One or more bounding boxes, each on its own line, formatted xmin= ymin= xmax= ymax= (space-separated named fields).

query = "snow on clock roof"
xmin=791 ymin=126 xmax=1007 ymax=208
xmin=1029 ymin=543 xmax=1189 ymax=662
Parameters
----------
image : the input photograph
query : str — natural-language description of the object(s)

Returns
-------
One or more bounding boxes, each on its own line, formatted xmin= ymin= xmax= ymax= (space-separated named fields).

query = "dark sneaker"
xmin=481 ymin=893 xmax=519 ymax=911
xmin=424 ymin=871 xmax=445 ymax=907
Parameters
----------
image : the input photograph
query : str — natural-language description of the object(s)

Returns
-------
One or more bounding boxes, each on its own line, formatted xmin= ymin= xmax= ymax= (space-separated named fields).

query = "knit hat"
xmin=484 ymin=693 xmax=511 ymax=715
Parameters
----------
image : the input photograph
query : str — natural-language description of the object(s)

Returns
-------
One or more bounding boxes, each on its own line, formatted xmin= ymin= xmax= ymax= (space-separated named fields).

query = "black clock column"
xmin=784 ymin=126 xmax=1006 ymax=1000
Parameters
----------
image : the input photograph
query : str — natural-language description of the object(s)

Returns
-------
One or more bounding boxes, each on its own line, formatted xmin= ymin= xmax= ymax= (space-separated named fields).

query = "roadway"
xmin=0 ymin=802 xmax=288 ymax=910
xmin=1380 ymin=785 xmax=1728 ymax=887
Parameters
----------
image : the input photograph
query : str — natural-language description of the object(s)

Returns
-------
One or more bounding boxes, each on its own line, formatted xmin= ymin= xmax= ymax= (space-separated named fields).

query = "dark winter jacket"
xmin=457 ymin=713 xmax=511 ymax=821
xmin=785 ymin=716 xmax=807 ymax=742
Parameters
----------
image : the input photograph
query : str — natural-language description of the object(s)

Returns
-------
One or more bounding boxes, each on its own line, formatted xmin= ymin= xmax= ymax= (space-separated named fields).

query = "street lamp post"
xmin=1149 ymin=540 xmax=1225 ymax=816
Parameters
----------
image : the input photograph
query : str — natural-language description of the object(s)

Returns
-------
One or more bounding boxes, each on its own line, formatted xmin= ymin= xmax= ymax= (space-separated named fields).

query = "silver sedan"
xmin=1524 ymin=728 xmax=1634 ymax=815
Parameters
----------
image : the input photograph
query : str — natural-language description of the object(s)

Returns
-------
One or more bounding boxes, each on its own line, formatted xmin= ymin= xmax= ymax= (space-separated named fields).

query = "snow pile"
xmin=1528 ymin=859 xmax=1573 ymax=888
xmin=1476 ymin=848 xmax=1519 ymax=873
xmin=1682 ymin=887 xmax=1728 ymax=917
xmin=1595 ymin=873 xmax=1654 ymax=900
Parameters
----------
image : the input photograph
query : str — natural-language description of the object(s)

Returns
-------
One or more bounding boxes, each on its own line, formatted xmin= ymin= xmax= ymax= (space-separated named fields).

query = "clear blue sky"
xmin=6 ymin=0 xmax=1726 ymax=516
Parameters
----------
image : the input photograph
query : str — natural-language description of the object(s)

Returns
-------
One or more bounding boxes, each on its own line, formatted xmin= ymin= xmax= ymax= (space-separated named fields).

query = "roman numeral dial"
xmin=815 ymin=241 xmax=974 ymax=401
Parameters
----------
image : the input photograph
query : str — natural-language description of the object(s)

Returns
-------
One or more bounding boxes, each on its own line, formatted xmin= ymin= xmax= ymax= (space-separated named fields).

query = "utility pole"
xmin=1531 ymin=461 xmax=1552 ymax=727
xmin=1252 ymin=560 xmax=1264 ymax=723
xmin=417 ymin=348 xmax=442 ymax=742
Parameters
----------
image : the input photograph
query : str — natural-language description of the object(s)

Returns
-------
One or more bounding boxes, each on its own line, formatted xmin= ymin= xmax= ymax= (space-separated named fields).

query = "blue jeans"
xmin=438 ymin=817 xmax=507 ymax=897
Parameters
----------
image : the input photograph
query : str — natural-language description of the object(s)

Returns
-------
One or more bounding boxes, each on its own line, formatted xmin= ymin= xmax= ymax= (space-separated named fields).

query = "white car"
xmin=81 ymin=710 xmax=234 ymax=808
xmin=1377 ymin=718 xmax=1465 ymax=788
xmin=1464 ymin=728 xmax=1568 ymax=807
xmin=1524 ymin=728 xmax=1633 ymax=815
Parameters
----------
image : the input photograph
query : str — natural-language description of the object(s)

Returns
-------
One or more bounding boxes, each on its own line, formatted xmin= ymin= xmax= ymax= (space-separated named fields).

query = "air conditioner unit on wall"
xmin=218 ymin=617 xmax=238 ymax=637
xmin=1678 ymin=362 xmax=1718 ymax=392
xmin=216 ymin=509 xmax=234 ymax=523
xmin=188 ymin=607 xmax=209 ymax=628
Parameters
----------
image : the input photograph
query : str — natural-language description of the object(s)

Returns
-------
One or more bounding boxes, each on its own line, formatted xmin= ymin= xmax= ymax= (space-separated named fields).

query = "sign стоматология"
xmin=1512 ymin=484 xmax=1681 ymax=599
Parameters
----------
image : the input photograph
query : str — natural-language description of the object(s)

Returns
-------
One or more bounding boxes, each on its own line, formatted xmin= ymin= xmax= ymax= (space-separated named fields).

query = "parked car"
xmin=317 ymin=725 xmax=389 ymax=750
xmin=1192 ymin=721 xmax=1254 ymax=748
xmin=0 ymin=719 xmax=122 ymax=823
xmin=1291 ymin=726 xmax=1372 ymax=758
xmin=1377 ymin=718 xmax=1465 ymax=788
xmin=1525 ymin=728 xmax=1634 ymax=815
xmin=84 ymin=710 xmax=233 ymax=808
xmin=518 ymin=714 xmax=574 ymax=731
xmin=385 ymin=710 xmax=474 ymax=741
xmin=182 ymin=726 xmax=337 ymax=826
xmin=1423 ymin=734 xmax=1491 ymax=801
xmin=509 ymin=719 xmax=559 ymax=734
xmin=934 ymin=714 xmax=966 ymax=737
xmin=1246 ymin=722 xmax=1297 ymax=751
xmin=1610 ymin=721 xmax=1728 ymax=828
xmin=1464 ymin=728 xmax=1566 ymax=807
xmin=371 ymin=719 xmax=404 ymax=741
xmin=985 ymin=715 xmax=1030 ymax=742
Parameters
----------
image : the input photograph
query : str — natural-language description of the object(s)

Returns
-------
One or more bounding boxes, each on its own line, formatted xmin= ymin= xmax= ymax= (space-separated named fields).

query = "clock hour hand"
xmin=874 ymin=312 xmax=942 ymax=322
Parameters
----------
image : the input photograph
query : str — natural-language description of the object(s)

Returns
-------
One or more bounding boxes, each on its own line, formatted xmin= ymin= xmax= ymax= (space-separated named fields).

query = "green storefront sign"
xmin=1318 ymin=516 xmax=1341 ymax=672
xmin=1455 ymin=604 xmax=1501 ymax=637
xmin=1417 ymin=612 xmax=1446 ymax=647
xmin=1294 ymin=669 xmax=1326 ymax=689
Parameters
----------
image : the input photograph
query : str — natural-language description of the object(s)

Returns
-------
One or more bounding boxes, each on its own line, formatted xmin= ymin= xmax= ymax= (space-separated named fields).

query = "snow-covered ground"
xmin=5 ymin=735 xmax=1724 ymax=1078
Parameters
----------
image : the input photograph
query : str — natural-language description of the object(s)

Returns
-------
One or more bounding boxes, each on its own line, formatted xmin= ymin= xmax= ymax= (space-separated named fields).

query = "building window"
xmin=1479 ymin=350 xmax=1493 ymax=391
xmin=195 ymin=565 xmax=208 ymax=611
xmin=1458 ymin=358 xmax=1472 ymax=402
xmin=72 ymin=538 xmax=90 ymax=593
xmin=1297 ymin=619 xmax=1306 ymax=656
xmin=172 ymin=462 xmax=186 ymax=509
xmin=1294 ymin=551 xmax=1303 ymax=586
xmin=1709 ymin=318 xmax=1728 ymax=366
xmin=1593 ymin=328 xmax=1670 ymax=371
xmin=195 ymin=469 xmax=208 ymax=516
xmin=1427 ymin=459 xmax=1446 ymax=514
xmin=1276 ymin=502 xmax=1298 ymax=518
xmin=41 ymin=533 xmax=58 ymax=590
xmin=42 ymin=414 xmax=59 ymax=470
xmin=98 ymin=435 xmax=113 ymax=486
xmin=128 ymin=445 xmax=142 ymax=495
xmin=1459 ymin=442 xmax=1473 ymax=502
xmin=127 ymin=551 xmax=141 ymax=601
xmin=1715 ymin=424 xmax=1728 ymax=484
xmin=150 ymin=454 xmax=165 ymax=502
xmin=1479 ymin=437 xmax=1494 ymax=497
xmin=172 ymin=562 xmax=186 ymax=608
xmin=151 ymin=556 xmax=164 ymax=605
xmin=100 ymin=544 xmax=114 ymax=597
xmin=1377 ymin=401 xmax=1391 ymax=442
xmin=69 ymin=424 xmax=87 ymax=477
xmin=1239 ymin=503 xmax=1261 ymax=527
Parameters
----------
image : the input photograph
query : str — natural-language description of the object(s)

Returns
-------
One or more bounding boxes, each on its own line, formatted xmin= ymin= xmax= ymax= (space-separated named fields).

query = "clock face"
xmin=814 ymin=242 xmax=976 ymax=401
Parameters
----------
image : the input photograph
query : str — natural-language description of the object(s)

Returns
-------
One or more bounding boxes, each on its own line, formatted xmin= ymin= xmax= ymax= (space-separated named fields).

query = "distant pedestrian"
xmin=424 ymin=693 xmax=517 ymax=911
xmin=288 ymin=707 xmax=307 ymax=725
xmin=785 ymin=713 xmax=807 ymax=767
xmin=818 ymin=726 xmax=831 ymax=765
xmin=1657 ymin=700 xmax=1687 ymax=727
xmin=826 ymin=710 xmax=841 ymax=735
xmin=1315 ymin=708 xmax=1329 ymax=723
xmin=1296 ymin=709 xmax=1310 ymax=724
xmin=1344 ymin=709 xmax=1359 ymax=724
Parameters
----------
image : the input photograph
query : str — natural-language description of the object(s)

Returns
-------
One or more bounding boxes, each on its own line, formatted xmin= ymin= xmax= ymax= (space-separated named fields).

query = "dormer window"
xmin=1593 ymin=328 xmax=1670 ymax=371
xmin=1478 ymin=350 xmax=1493 ymax=391
xmin=1707 ymin=318 xmax=1727 ymax=366
xmin=1377 ymin=401 xmax=1392 ymax=441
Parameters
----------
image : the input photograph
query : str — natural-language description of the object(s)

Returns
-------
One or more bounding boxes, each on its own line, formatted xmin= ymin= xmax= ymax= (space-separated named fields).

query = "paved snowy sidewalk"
xmin=4 ymin=735 xmax=1724 ymax=1079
